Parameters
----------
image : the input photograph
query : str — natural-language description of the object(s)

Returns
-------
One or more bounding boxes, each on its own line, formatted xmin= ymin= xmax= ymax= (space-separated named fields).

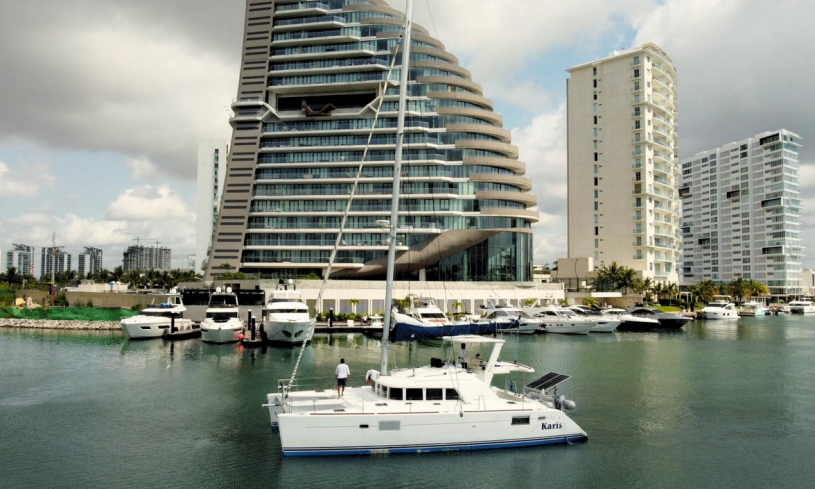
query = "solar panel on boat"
xmin=526 ymin=372 xmax=571 ymax=391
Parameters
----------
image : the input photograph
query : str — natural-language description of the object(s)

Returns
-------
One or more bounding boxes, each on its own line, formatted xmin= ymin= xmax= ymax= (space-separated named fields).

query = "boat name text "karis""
xmin=542 ymin=422 xmax=563 ymax=430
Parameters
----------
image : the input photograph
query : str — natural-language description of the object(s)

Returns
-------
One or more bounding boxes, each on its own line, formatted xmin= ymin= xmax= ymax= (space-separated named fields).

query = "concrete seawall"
xmin=0 ymin=319 xmax=121 ymax=331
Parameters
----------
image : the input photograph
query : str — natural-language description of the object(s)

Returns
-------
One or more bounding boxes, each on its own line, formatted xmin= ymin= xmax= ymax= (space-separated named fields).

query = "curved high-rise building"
xmin=204 ymin=0 xmax=537 ymax=281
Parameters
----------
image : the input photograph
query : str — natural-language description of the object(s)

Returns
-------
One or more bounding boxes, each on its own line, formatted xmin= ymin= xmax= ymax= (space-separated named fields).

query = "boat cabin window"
xmin=633 ymin=309 xmax=654 ymax=315
xmin=378 ymin=384 xmax=387 ymax=398
xmin=389 ymin=387 xmax=403 ymax=401
xmin=371 ymin=381 xmax=377 ymax=392
xmin=420 ymin=313 xmax=446 ymax=319
xmin=206 ymin=312 xmax=238 ymax=322
xmin=140 ymin=311 xmax=181 ymax=318
xmin=426 ymin=388 xmax=443 ymax=401
xmin=268 ymin=309 xmax=305 ymax=314
xmin=405 ymin=388 xmax=423 ymax=401
xmin=445 ymin=388 xmax=459 ymax=400
xmin=511 ymin=416 xmax=530 ymax=425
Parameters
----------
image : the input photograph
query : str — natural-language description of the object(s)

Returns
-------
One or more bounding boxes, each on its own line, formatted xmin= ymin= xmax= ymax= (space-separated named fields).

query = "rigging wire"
xmin=288 ymin=39 xmax=404 ymax=386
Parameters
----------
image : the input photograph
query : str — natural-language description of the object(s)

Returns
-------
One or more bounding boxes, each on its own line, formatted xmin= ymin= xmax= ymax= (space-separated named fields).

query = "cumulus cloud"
xmin=126 ymin=157 xmax=158 ymax=180
xmin=0 ymin=161 xmax=54 ymax=198
xmin=1 ymin=184 xmax=196 ymax=271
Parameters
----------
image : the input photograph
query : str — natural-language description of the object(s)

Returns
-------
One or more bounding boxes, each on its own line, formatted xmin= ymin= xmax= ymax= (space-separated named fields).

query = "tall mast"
xmin=381 ymin=0 xmax=414 ymax=374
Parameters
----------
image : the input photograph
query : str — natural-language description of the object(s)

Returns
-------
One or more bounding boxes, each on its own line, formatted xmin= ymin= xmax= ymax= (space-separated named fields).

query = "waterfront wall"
xmin=0 ymin=319 xmax=120 ymax=330
xmin=15 ymin=290 xmax=169 ymax=309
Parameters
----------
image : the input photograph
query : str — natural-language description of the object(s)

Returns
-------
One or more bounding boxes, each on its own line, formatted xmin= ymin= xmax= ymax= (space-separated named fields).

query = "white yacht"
xmin=701 ymin=297 xmax=739 ymax=320
xmin=263 ymin=280 xmax=314 ymax=345
xmin=567 ymin=306 xmax=621 ymax=333
xmin=200 ymin=287 xmax=244 ymax=344
xmin=788 ymin=300 xmax=815 ymax=314
xmin=739 ymin=301 xmax=769 ymax=317
xmin=395 ymin=297 xmax=450 ymax=326
xmin=479 ymin=294 xmax=540 ymax=334
xmin=266 ymin=336 xmax=586 ymax=456
xmin=600 ymin=308 xmax=660 ymax=331
xmin=530 ymin=307 xmax=594 ymax=335
xmin=120 ymin=291 xmax=196 ymax=339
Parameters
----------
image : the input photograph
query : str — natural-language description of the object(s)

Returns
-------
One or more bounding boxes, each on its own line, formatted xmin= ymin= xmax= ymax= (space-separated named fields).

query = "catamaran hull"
xmin=274 ymin=409 xmax=587 ymax=457
xmin=790 ymin=306 xmax=815 ymax=314
xmin=264 ymin=320 xmax=313 ymax=345
xmin=121 ymin=319 xmax=194 ymax=339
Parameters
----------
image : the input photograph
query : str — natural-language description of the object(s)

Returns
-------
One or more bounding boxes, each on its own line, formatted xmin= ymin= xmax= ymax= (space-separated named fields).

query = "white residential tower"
xmin=195 ymin=140 xmax=228 ymax=274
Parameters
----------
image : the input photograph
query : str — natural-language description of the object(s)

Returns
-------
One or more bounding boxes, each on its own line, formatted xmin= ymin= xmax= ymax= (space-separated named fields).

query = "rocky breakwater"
xmin=0 ymin=318 xmax=121 ymax=331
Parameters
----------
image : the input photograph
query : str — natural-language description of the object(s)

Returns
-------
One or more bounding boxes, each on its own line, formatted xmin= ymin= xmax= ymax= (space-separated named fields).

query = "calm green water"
xmin=2 ymin=316 xmax=814 ymax=489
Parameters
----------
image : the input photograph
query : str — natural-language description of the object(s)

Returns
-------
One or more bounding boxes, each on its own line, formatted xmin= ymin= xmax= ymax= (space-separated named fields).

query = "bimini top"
xmin=442 ymin=335 xmax=504 ymax=345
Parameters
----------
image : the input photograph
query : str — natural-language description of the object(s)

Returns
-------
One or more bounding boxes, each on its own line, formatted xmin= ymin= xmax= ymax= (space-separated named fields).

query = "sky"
xmin=1 ymin=0 xmax=814 ymax=275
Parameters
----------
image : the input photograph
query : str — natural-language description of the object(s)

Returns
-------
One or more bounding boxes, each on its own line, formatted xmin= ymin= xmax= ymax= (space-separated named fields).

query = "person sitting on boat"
xmin=475 ymin=353 xmax=485 ymax=370
xmin=459 ymin=343 xmax=469 ymax=370
xmin=365 ymin=369 xmax=379 ymax=385
xmin=335 ymin=359 xmax=350 ymax=398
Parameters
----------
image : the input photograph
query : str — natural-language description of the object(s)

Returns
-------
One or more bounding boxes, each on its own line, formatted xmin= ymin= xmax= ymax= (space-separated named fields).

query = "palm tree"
xmin=730 ymin=277 xmax=747 ymax=305
xmin=666 ymin=282 xmax=679 ymax=306
xmin=582 ymin=297 xmax=599 ymax=308
xmin=640 ymin=277 xmax=654 ymax=302
xmin=718 ymin=282 xmax=732 ymax=300
xmin=348 ymin=298 xmax=359 ymax=316
xmin=111 ymin=266 xmax=124 ymax=283
xmin=125 ymin=270 xmax=143 ymax=289
xmin=696 ymin=279 xmax=719 ymax=304
xmin=746 ymin=279 xmax=769 ymax=300
xmin=523 ymin=298 xmax=537 ymax=307
xmin=5 ymin=267 xmax=18 ymax=289
xmin=617 ymin=267 xmax=637 ymax=294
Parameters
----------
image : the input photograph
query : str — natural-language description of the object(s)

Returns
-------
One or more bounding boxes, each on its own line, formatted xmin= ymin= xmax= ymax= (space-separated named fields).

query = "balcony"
xmin=273 ymin=15 xmax=347 ymax=31
xmin=274 ymin=2 xmax=330 ymax=17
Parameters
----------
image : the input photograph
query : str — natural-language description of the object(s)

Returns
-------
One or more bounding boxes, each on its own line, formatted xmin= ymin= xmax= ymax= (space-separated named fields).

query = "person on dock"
xmin=459 ymin=343 xmax=469 ymax=370
xmin=335 ymin=358 xmax=350 ymax=398
xmin=329 ymin=308 xmax=335 ymax=328
xmin=365 ymin=369 xmax=379 ymax=385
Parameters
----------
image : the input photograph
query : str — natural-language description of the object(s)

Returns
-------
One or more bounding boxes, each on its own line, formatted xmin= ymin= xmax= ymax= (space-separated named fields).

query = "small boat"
xmin=626 ymin=307 xmax=691 ymax=329
xmin=788 ymin=300 xmax=815 ymax=314
xmin=700 ymin=297 xmax=739 ymax=320
xmin=739 ymin=301 xmax=769 ymax=317
xmin=567 ymin=306 xmax=621 ymax=333
xmin=266 ymin=335 xmax=586 ymax=456
xmin=120 ymin=290 xmax=197 ymax=339
xmin=263 ymin=279 xmax=314 ymax=345
xmin=600 ymin=308 xmax=661 ymax=331
xmin=531 ymin=307 xmax=594 ymax=335
xmin=401 ymin=296 xmax=451 ymax=326
xmin=479 ymin=294 xmax=540 ymax=334
xmin=200 ymin=287 xmax=244 ymax=344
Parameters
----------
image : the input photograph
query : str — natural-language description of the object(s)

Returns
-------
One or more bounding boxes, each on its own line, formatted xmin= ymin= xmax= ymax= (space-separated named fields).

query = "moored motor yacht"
xmin=626 ymin=307 xmax=691 ymax=329
xmin=200 ymin=287 xmax=244 ymax=344
xmin=700 ymin=298 xmax=739 ymax=320
xmin=739 ymin=301 xmax=769 ymax=317
xmin=263 ymin=280 xmax=314 ymax=345
xmin=266 ymin=335 xmax=586 ymax=456
xmin=567 ymin=306 xmax=621 ymax=333
xmin=600 ymin=308 xmax=660 ymax=331
xmin=480 ymin=294 xmax=540 ymax=334
xmin=530 ymin=307 xmax=594 ymax=335
xmin=788 ymin=300 xmax=815 ymax=314
xmin=120 ymin=290 xmax=196 ymax=339
xmin=394 ymin=297 xmax=450 ymax=326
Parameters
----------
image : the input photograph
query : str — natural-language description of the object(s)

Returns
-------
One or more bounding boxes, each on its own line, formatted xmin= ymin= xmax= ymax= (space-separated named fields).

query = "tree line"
xmin=1 ymin=266 xmax=201 ymax=291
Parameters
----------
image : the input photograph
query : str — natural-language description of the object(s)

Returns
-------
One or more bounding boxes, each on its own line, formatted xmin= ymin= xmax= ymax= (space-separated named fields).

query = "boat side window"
xmin=371 ymin=381 xmax=377 ymax=392
xmin=445 ymin=388 xmax=459 ymax=400
xmin=486 ymin=312 xmax=497 ymax=319
xmin=405 ymin=388 xmax=423 ymax=401
xmin=389 ymin=387 xmax=404 ymax=401
xmin=426 ymin=388 xmax=443 ymax=401
xmin=378 ymin=385 xmax=387 ymax=398
xmin=511 ymin=416 xmax=530 ymax=425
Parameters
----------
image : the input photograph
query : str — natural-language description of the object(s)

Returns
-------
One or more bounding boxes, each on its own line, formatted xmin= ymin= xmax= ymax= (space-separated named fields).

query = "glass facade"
xmin=210 ymin=0 xmax=538 ymax=282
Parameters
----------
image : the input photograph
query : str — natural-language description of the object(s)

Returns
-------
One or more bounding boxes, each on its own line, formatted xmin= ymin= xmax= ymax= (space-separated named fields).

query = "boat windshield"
xmin=269 ymin=308 xmax=308 ymax=314
xmin=420 ymin=313 xmax=446 ymax=319
xmin=557 ymin=310 xmax=577 ymax=318
xmin=139 ymin=311 xmax=181 ymax=318
xmin=206 ymin=312 xmax=238 ymax=322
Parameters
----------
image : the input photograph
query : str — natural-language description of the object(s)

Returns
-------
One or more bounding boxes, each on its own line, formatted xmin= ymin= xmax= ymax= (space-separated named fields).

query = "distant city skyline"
xmin=1 ymin=0 xmax=813 ymax=269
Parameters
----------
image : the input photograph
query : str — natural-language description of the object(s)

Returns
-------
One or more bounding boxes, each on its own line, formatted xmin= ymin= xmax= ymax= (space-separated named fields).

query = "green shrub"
xmin=54 ymin=292 xmax=68 ymax=307
xmin=131 ymin=304 xmax=145 ymax=312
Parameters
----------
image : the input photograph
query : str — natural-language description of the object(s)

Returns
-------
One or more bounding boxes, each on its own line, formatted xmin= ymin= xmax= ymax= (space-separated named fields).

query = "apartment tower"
xmin=40 ymin=246 xmax=71 ymax=279
xmin=77 ymin=247 xmax=104 ymax=277
xmin=567 ymin=43 xmax=680 ymax=283
xmin=680 ymin=129 xmax=804 ymax=297
xmin=122 ymin=245 xmax=171 ymax=271
xmin=204 ymin=0 xmax=537 ymax=281
xmin=195 ymin=141 xmax=229 ymax=273
xmin=4 ymin=244 xmax=36 ymax=276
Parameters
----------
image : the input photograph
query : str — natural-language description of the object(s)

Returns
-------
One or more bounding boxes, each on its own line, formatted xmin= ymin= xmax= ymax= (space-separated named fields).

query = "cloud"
xmin=510 ymin=103 xmax=569 ymax=265
xmin=0 ymin=161 xmax=54 ymax=198
xmin=127 ymin=157 xmax=158 ymax=180
xmin=0 ymin=0 xmax=241 ymax=181
xmin=1 ymin=184 xmax=196 ymax=271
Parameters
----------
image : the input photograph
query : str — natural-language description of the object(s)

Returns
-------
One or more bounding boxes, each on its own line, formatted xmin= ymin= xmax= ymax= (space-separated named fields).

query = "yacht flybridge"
xmin=266 ymin=336 xmax=586 ymax=456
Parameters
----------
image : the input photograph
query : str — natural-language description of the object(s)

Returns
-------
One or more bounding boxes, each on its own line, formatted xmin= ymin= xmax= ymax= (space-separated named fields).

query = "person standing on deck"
xmin=365 ymin=369 xmax=380 ymax=385
xmin=459 ymin=343 xmax=469 ymax=370
xmin=335 ymin=358 xmax=350 ymax=398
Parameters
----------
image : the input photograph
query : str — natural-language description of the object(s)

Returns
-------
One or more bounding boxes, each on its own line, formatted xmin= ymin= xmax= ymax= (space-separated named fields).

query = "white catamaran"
xmin=264 ymin=1 xmax=587 ymax=455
